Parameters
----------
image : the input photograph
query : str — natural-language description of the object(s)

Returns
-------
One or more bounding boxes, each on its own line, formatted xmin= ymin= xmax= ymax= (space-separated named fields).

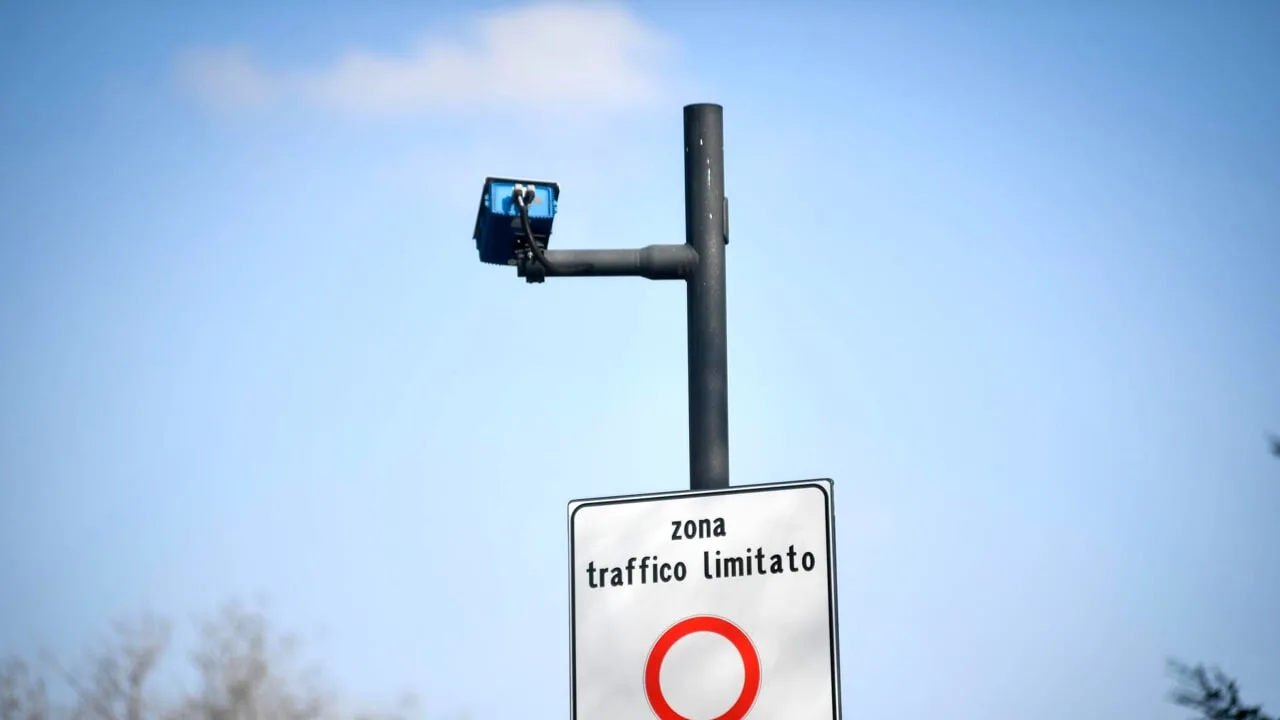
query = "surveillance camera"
xmin=473 ymin=177 xmax=560 ymax=266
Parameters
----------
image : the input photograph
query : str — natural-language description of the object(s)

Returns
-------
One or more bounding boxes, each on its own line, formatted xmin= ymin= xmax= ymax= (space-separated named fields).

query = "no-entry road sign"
xmin=568 ymin=479 xmax=841 ymax=720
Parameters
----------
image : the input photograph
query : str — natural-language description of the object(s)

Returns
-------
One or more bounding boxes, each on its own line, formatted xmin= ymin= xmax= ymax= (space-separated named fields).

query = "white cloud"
xmin=176 ymin=1 xmax=677 ymax=118
xmin=175 ymin=47 xmax=277 ymax=112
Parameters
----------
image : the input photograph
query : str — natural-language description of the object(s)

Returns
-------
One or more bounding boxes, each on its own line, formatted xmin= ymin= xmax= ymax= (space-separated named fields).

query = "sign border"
xmin=567 ymin=478 xmax=843 ymax=720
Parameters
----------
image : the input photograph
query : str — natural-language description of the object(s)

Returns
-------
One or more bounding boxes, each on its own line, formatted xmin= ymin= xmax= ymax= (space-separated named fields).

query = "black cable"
xmin=516 ymin=188 xmax=592 ymax=275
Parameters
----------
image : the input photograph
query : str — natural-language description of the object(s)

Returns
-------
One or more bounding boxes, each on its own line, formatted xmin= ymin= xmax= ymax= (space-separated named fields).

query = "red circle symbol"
xmin=643 ymin=615 xmax=761 ymax=720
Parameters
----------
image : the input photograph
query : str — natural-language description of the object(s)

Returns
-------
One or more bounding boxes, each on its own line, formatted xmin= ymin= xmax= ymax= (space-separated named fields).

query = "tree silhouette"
xmin=1168 ymin=435 xmax=1279 ymax=718
xmin=0 ymin=602 xmax=441 ymax=720
xmin=1169 ymin=660 xmax=1272 ymax=720
xmin=1 ymin=657 xmax=48 ymax=720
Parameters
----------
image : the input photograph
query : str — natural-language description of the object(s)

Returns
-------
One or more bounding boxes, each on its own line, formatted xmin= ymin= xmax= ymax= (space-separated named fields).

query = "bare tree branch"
xmin=1 ymin=658 xmax=50 ymax=720
xmin=1169 ymin=659 xmax=1272 ymax=720
xmin=5 ymin=602 xmax=436 ymax=720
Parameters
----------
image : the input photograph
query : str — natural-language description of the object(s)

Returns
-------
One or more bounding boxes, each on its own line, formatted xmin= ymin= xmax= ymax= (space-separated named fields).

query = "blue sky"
xmin=1 ymin=1 xmax=1277 ymax=718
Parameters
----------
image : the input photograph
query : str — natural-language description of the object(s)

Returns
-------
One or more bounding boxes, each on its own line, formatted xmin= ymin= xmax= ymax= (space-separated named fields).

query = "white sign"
xmin=568 ymin=479 xmax=842 ymax=720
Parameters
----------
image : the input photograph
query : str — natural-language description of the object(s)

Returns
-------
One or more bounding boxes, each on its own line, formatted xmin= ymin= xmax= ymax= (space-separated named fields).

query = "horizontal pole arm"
xmin=518 ymin=244 xmax=698 ymax=282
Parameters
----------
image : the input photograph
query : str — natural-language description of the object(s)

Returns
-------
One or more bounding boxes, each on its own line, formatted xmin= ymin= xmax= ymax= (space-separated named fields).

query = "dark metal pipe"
xmin=517 ymin=245 xmax=698 ymax=281
xmin=683 ymin=103 xmax=730 ymax=491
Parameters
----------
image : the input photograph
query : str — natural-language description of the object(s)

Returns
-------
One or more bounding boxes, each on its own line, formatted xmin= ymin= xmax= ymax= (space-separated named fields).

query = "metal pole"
xmin=684 ymin=103 xmax=729 ymax=491
xmin=517 ymin=245 xmax=697 ymax=281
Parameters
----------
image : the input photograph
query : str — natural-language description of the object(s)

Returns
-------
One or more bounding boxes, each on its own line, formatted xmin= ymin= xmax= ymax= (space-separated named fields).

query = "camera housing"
xmin=473 ymin=176 xmax=560 ymax=265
